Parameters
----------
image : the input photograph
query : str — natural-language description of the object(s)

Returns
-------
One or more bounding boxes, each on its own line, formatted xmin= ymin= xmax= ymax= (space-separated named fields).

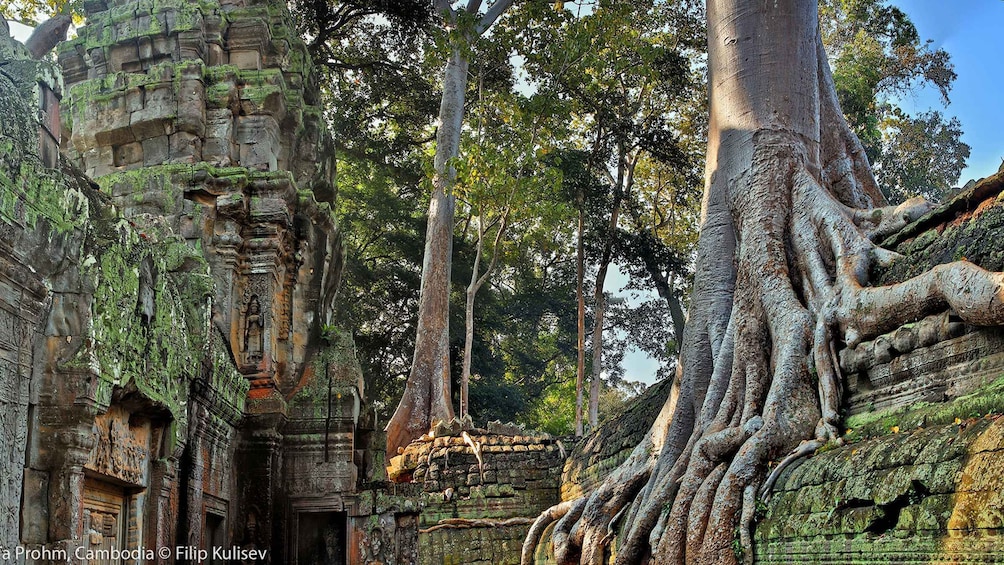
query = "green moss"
xmin=287 ymin=327 xmax=363 ymax=420
xmin=0 ymin=66 xmax=89 ymax=232
xmin=845 ymin=374 xmax=1004 ymax=442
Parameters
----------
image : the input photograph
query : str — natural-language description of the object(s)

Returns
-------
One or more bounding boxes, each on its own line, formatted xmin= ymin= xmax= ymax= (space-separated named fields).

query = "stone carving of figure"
xmin=244 ymin=296 xmax=263 ymax=363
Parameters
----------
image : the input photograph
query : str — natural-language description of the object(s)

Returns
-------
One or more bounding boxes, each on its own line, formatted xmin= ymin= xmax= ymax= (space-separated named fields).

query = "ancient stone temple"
xmin=0 ymin=0 xmax=370 ymax=558
xmin=543 ymin=172 xmax=1004 ymax=564
xmin=1 ymin=0 xmax=571 ymax=560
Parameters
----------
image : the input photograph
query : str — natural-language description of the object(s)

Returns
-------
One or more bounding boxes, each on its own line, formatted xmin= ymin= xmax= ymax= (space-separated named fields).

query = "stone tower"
xmin=54 ymin=0 xmax=368 ymax=557
xmin=2 ymin=0 xmax=367 ymax=562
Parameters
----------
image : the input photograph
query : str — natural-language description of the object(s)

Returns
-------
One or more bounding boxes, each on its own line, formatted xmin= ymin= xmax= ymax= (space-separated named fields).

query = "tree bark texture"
xmin=386 ymin=0 xmax=514 ymax=457
xmin=525 ymin=1 xmax=1004 ymax=563
xmin=385 ymin=49 xmax=467 ymax=457
xmin=461 ymin=211 xmax=507 ymax=418
xmin=575 ymin=204 xmax=587 ymax=437
xmin=588 ymin=186 xmax=623 ymax=429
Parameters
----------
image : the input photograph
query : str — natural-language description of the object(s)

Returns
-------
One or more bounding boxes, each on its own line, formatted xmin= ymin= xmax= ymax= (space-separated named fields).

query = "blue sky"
xmin=892 ymin=0 xmax=1004 ymax=183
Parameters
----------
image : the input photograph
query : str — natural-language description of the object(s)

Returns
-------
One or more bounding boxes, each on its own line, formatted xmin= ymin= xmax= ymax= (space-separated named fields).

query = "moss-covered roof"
xmin=877 ymin=170 xmax=1004 ymax=285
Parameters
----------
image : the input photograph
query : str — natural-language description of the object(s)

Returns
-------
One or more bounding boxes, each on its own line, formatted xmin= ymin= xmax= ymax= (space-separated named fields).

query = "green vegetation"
xmin=845 ymin=374 xmax=1004 ymax=442
xmin=820 ymin=0 xmax=970 ymax=203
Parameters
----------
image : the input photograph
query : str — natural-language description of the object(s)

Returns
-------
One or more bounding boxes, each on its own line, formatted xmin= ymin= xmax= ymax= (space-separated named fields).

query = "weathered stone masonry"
xmin=1 ymin=0 xmax=368 ymax=558
xmin=536 ymin=173 xmax=1004 ymax=564
xmin=11 ymin=0 xmax=1004 ymax=561
xmin=51 ymin=0 xmax=358 ymax=557
xmin=3 ymin=3 xmax=568 ymax=562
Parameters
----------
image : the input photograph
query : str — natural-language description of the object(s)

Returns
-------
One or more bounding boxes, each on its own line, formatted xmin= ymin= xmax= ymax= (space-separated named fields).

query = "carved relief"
xmin=0 ymin=307 xmax=16 ymax=349
xmin=0 ymin=357 xmax=29 ymax=547
xmin=86 ymin=406 xmax=152 ymax=486
xmin=244 ymin=295 xmax=263 ymax=364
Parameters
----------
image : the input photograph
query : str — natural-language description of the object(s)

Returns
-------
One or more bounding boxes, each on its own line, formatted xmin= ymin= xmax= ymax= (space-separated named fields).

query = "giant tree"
xmin=524 ymin=1 xmax=1004 ymax=563
xmin=385 ymin=0 xmax=514 ymax=457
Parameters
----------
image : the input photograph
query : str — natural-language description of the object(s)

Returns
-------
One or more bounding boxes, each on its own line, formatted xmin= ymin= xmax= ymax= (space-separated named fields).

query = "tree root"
xmin=522 ymin=501 xmax=577 ymax=565
xmin=758 ymin=439 xmax=823 ymax=502
xmin=524 ymin=12 xmax=1004 ymax=564
xmin=420 ymin=516 xmax=534 ymax=534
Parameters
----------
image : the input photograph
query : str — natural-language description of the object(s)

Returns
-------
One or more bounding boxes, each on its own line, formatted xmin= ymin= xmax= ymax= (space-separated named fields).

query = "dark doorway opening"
xmin=295 ymin=511 xmax=347 ymax=565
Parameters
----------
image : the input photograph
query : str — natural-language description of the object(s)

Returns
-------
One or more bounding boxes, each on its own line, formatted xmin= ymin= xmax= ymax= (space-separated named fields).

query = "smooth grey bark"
xmin=525 ymin=0 xmax=1004 ymax=562
xmin=460 ymin=210 xmax=507 ymax=417
xmin=386 ymin=0 xmax=514 ymax=457
xmin=587 ymin=168 xmax=626 ymax=429
xmin=575 ymin=203 xmax=586 ymax=437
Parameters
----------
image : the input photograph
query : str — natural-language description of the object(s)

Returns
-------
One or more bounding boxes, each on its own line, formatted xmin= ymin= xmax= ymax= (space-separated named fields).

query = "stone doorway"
xmin=82 ymin=478 xmax=135 ymax=564
xmin=294 ymin=511 xmax=347 ymax=565
xmin=205 ymin=512 xmax=226 ymax=565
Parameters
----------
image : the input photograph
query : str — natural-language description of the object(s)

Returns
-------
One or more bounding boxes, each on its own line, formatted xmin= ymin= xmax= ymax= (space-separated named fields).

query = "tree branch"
xmin=465 ymin=0 xmax=484 ymax=15
xmin=475 ymin=0 xmax=515 ymax=35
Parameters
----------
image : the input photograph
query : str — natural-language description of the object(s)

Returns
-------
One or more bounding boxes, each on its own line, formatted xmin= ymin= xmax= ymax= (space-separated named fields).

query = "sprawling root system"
xmin=523 ymin=32 xmax=1004 ymax=565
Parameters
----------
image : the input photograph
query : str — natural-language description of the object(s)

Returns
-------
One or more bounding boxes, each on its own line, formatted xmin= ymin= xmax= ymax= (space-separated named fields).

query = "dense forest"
xmin=2 ymin=0 xmax=970 ymax=436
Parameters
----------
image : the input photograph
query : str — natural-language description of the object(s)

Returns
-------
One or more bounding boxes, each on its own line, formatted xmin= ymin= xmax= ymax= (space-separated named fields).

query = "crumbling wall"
xmin=561 ymin=379 xmax=672 ymax=501
xmin=385 ymin=430 xmax=565 ymax=565
xmin=755 ymin=173 xmax=1004 ymax=562
xmin=53 ymin=0 xmax=351 ymax=558
xmin=0 ymin=22 xmax=68 ymax=550
xmin=756 ymin=390 xmax=1004 ymax=563
xmin=1 ymin=16 xmax=234 ymax=556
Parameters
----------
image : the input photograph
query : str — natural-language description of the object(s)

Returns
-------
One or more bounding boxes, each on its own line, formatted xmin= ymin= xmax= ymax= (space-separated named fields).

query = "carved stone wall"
xmin=52 ymin=0 xmax=349 ymax=558
xmin=539 ymin=173 xmax=1004 ymax=564
xmin=1 ymin=0 xmax=358 ymax=558
xmin=755 ymin=173 xmax=1004 ymax=563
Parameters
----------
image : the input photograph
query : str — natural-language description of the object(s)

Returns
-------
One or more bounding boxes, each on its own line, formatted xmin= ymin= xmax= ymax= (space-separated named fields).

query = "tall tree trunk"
xmin=587 ymin=212 xmax=617 ymax=430
xmin=574 ymin=202 xmax=586 ymax=437
xmin=385 ymin=0 xmax=514 ymax=457
xmin=461 ymin=221 xmax=482 ymax=420
xmin=461 ymin=211 xmax=507 ymax=418
xmin=385 ymin=49 xmax=468 ymax=457
xmin=588 ymin=150 xmax=628 ymax=429
xmin=524 ymin=0 xmax=1004 ymax=562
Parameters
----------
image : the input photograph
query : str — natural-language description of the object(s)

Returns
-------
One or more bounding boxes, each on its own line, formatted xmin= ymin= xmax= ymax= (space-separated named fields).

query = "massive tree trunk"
xmin=524 ymin=0 xmax=1004 ymax=563
xmin=385 ymin=48 xmax=466 ymax=457
xmin=385 ymin=0 xmax=514 ymax=457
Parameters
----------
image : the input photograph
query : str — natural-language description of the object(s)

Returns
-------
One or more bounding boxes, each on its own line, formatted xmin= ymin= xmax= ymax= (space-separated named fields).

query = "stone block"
xmin=177 ymin=30 xmax=208 ymax=61
xmin=130 ymin=83 xmax=176 ymax=139
xmin=169 ymin=131 xmax=202 ymax=163
xmin=207 ymin=42 xmax=225 ymax=66
xmin=216 ymin=193 xmax=245 ymax=217
xmin=129 ymin=112 xmax=172 ymax=141
xmin=227 ymin=19 xmax=270 ymax=69
xmin=203 ymin=110 xmax=235 ymax=166
xmin=88 ymin=101 xmax=136 ymax=147
xmin=176 ymin=79 xmax=207 ymax=136
xmin=229 ymin=50 xmax=261 ymax=71
xmin=136 ymin=35 xmax=176 ymax=68
xmin=112 ymin=141 xmax=143 ymax=167
xmin=142 ymin=135 xmax=170 ymax=165
xmin=108 ymin=42 xmax=141 ymax=73
xmin=236 ymin=115 xmax=279 ymax=170
xmin=20 ymin=468 xmax=49 ymax=545
xmin=82 ymin=145 xmax=116 ymax=177
xmin=82 ymin=0 xmax=107 ymax=12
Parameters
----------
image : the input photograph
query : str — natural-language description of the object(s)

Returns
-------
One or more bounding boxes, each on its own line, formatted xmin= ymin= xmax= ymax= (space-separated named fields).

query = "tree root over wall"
xmin=523 ymin=6 xmax=1004 ymax=563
